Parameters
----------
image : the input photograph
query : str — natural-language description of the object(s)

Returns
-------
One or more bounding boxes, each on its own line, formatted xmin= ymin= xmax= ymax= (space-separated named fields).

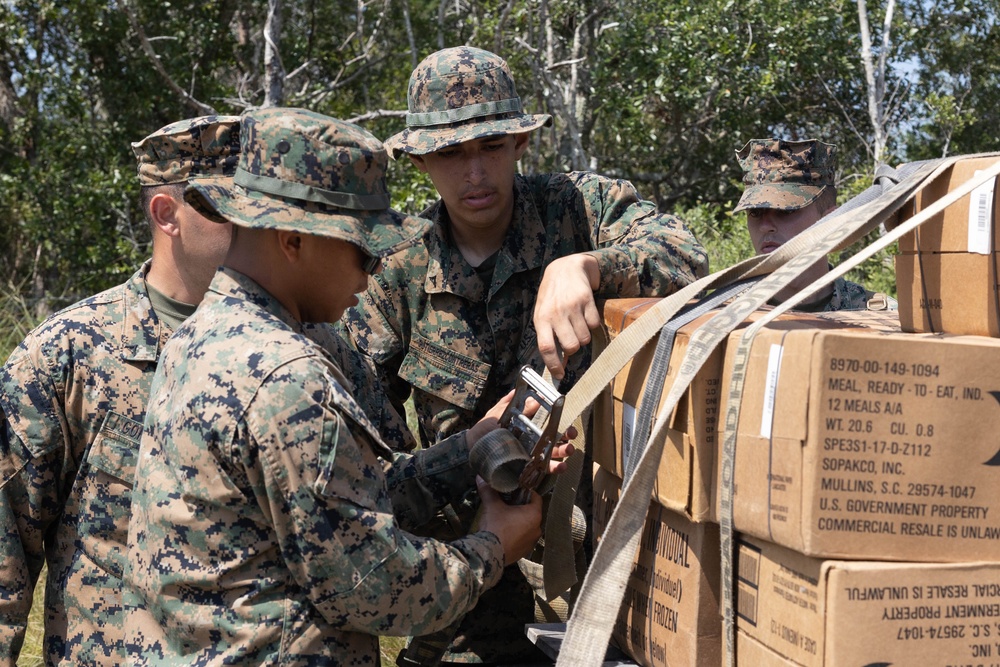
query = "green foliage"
xmin=899 ymin=0 xmax=1000 ymax=159
xmin=0 ymin=0 xmax=996 ymax=331
xmin=673 ymin=200 xmax=754 ymax=275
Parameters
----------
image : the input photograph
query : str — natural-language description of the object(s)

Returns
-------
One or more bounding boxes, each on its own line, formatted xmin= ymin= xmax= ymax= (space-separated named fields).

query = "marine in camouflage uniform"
xmin=0 ymin=115 xmax=240 ymax=666
xmin=734 ymin=138 xmax=891 ymax=311
xmin=124 ymin=107 xmax=546 ymax=665
xmin=341 ymin=47 xmax=709 ymax=664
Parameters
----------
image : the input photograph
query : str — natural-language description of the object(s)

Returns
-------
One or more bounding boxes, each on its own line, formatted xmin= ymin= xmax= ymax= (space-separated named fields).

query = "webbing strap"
xmin=553 ymin=153 xmax=1000 ymax=667
xmin=540 ymin=411 xmax=588 ymax=599
xmin=623 ymin=278 xmax=759 ymax=482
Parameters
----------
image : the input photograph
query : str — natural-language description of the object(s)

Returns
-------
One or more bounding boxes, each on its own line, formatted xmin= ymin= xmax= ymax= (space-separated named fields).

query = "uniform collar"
xmin=120 ymin=259 xmax=166 ymax=363
xmin=209 ymin=266 xmax=308 ymax=335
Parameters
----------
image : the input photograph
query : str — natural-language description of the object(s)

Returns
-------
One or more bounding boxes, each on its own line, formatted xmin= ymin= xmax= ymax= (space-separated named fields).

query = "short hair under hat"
xmin=185 ymin=107 xmax=431 ymax=259
xmin=383 ymin=46 xmax=552 ymax=159
xmin=132 ymin=115 xmax=241 ymax=186
xmin=733 ymin=138 xmax=836 ymax=213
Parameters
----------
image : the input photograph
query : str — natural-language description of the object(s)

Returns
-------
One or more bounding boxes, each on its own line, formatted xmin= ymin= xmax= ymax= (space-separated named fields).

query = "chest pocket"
xmin=77 ymin=411 xmax=142 ymax=579
xmin=398 ymin=332 xmax=491 ymax=412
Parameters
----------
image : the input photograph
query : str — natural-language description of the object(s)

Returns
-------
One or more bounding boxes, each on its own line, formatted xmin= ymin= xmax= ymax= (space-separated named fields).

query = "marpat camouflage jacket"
xmin=826 ymin=276 xmax=876 ymax=311
xmin=0 ymin=260 xmax=164 ymax=666
xmin=343 ymin=171 xmax=709 ymax=449
xmin=123 ymin=268 xmax=504 ymax=665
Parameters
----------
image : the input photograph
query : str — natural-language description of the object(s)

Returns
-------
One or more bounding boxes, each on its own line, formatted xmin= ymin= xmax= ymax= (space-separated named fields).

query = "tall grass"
xmin=17 ymin=566 xmax=45 ymax=667
xmin=0 ymin=283 xmax=36 ymax=362
xmin=3 ymin=285 xmax=43 ymax=666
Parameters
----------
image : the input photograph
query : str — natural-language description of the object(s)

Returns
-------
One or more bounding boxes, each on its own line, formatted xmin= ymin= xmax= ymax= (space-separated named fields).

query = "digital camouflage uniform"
xmin=346 ymin=172 xmax=710 ymax=449
xmin=734 ymin=138 xmax=885 ymax=312
xmin=342 ymin=47 xmax=709 ymax=665
xmin=124 ymin=107 xmax=507 ymax=666
xmin=0 ymin=115 xmax=239 ymax=666
xmin=808 ymin=274 xmax=875 ymax=311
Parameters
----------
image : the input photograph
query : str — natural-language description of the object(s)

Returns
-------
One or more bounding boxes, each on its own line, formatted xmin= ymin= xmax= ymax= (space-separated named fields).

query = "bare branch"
xmin=494 ymin=0 xmax=517 ymax=55
xmin=119 ymin=0 xmax=216 ymax=115
xmin=344 ymin=109 xmax=408 ymax=125
xmin=742 ymin=21 xmax=754 ymax=59
xmin=286 ymin=59 xmax=313 ymax=82
xmin=548 ymin=57 xmax=586 ymax=70
xmin=437 ymin=0 xmax=447 ymax=50
xmin=856 ymin=0 xmax=890 ymax=167
xmin=818 ymin=74 xmax=869 ymax=155
xmin=262 ymin=0 xmax=285 ymax=107
xmin=400 ymin=0 xmax=419 ymax=69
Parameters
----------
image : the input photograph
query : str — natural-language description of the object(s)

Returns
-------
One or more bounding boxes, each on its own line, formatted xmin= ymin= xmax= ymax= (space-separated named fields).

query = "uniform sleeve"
xmin=0 ymin=351 xmax=66 ymax=665
xmin=567 ymin=171 xmax=709 ymax=297
xmin=386 ymin=432 xmax=476 ymax=531
xmin=251 ymin=362 xmax=504 ymax=638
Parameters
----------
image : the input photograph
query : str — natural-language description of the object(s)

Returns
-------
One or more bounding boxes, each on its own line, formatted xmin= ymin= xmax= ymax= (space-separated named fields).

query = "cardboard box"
xmin=592 ymin=301 xmax=896 ymax=522
xmin=736 ymin=629 xmax=799 ymax=667
xmin=736 ymin=534 xmax=1000 ymax=666
xmin=897 ymin=156 xmax=1000 ymax=254
xmin=720 ymin=322 xmax=1000 ymax=561
xmin=896 ymin=250 xmax=1000 ymax=338
xmin=892 ymin=155 xmax=1000 ymax=337
xmin=592 ymin=466 xmax=721 ymax=667
xmin=812 ymin=308 xmax=901 ymax=331
xmin=592 ymin=299 xmax=727 ymax=521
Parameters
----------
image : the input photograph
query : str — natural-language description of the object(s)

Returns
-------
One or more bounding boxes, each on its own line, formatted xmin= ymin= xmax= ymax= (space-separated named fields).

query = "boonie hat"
xmin=185 ymin=107 xmax=431 ymax=259
xmin=132 ymin=115 xmax=241 ymax=186
xmin=383 ymin=46 xmax=552 ymax=159
xmin=733 ymin=138 xmax=836 ymax=213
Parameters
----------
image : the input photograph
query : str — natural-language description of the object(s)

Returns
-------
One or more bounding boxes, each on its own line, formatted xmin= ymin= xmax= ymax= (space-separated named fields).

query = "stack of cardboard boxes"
xmin=590 ymin=156 xmax=1000 ymax=666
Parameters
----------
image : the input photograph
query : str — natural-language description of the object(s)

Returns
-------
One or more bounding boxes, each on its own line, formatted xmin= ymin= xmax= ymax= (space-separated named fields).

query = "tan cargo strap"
xmin=552 ymin=153 xmax=1000 ymax=667
xmin=623 ymin=277 xmax=759 ymax=481
xmin=538 ymin=257 xmax=777 ymax=599
xmin=469 ymin=428 xmax=532 ymax=495
xmin=540 ymin=411 xmax=588 ymax=600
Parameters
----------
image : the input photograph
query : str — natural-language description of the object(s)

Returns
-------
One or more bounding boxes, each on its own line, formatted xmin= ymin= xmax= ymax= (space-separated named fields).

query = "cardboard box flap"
xmin=600 ymin=297 xmax=663 ymax=338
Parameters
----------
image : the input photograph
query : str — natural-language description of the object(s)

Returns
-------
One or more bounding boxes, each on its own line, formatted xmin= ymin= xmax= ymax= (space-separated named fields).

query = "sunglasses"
xmin=361 ymin=253 xmax=382 ymax=276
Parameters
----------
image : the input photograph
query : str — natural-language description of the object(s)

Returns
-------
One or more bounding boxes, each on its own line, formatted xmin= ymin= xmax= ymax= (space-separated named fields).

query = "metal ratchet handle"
xmin=502 ymin=366 xmax=565 ymax=496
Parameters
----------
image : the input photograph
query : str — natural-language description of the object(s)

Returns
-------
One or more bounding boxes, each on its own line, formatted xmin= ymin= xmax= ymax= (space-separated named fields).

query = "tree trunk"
xmin=263 ymin=0 xmax=285 ymax=107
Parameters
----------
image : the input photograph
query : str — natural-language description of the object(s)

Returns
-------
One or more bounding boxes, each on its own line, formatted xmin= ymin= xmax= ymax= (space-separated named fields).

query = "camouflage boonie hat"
xmin=185 ymin=107 xmax=431 ymax=258
xmin=733 ymin=138 xmax=836 ymax=213
xmin=132 ymin=115 xmax=241 ymax=186
xmin=383 ymin=46 xmax=552 ymax=159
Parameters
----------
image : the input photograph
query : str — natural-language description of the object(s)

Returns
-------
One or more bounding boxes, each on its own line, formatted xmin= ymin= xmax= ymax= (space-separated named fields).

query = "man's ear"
xmin=276 ymin=230 xmax=303 ymax=262
xmin=408 ymin=153 xmax=428 ymax=173
xmin=148 ymin=192 xmax=181 ymax=237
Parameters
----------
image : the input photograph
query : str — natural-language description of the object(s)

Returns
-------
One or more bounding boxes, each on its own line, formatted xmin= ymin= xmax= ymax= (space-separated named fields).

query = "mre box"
xmin=593 ymin=300 xmax=888 ymax=522
xmin=736 ymin=534 xmax=1000 ymax=666
xmin=593 ymin=466 xmax=721 ymax=667
xmin=593 ymin=299 xmax=728 ymax=521
xmin=719 ymin=322 xmax=1000 ymax=561
xmin=892 ymin=155 xmax=1000 ymax=337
